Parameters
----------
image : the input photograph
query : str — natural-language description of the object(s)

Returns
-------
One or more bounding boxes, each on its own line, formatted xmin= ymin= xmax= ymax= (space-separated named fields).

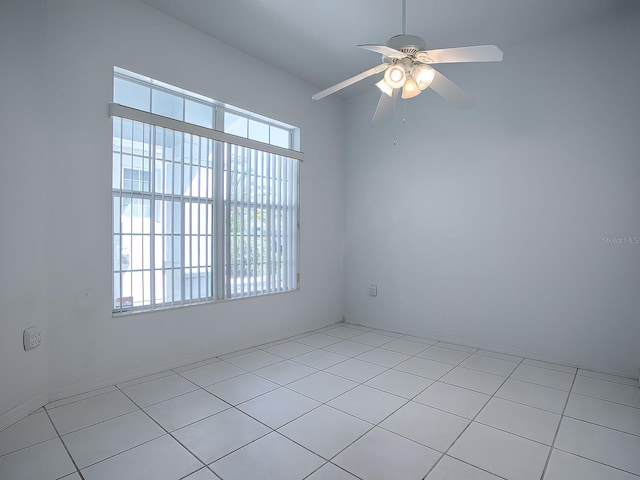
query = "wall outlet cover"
xmin=23 ymin=327 xmax=42 ymax=351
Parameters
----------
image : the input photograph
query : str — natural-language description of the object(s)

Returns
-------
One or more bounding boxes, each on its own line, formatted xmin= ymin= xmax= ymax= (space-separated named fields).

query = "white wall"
xmin=2 ymin=0 xmax=637 ymax=425
xmin=1 ymin=0 xmax=346 ymax=414
xmin=344 ymin=6 xmax=640 ymax=377
xmin=0 ymin=0 xmax=50 ymax=426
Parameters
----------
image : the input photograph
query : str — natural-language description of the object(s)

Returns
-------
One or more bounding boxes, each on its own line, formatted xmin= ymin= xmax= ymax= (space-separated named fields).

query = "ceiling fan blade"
xmin=429 ymin=69 xmax=475 ymax=109
xmin=358 ymin=44 xmax=406 ymax=59
xmin=312 ymin=64 xmax=389 ymax=100
xmin=372 ymin=91 xmax=397 ymax=123
xmin=417 ymin=45 xmax=503 ymax=64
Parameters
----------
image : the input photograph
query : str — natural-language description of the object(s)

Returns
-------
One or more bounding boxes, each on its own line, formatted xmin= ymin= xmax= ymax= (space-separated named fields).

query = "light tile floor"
xmin=2 ymin=323 xmax=639 ymax=480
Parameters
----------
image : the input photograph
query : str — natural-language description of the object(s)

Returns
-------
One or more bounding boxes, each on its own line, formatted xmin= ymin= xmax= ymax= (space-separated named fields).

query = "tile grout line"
xmin=297 ymin=362 xmax=410 ymax=480
xmin=561 ymin=412 xmax=640 ymax=439
xmin=57 ymin=367 xmax=268 ymax=475
xmin=141 ymin=390 xmax=239 ymax=435
xmin=48 ymin=407 xmax=143 ymax=436
xmin=300 ymin=345 xmax=498 ymax=479
xmin=490 ymin=393 xmax=566 ymax=416
xmin=538 ymin=368 xmax=578 ymax=479
xmin=286 ymin=367 xmax=421 ymax=478
xmin=520 ymin=360 xmax=578 ymax=374
xmin=302 ymin=461 xmax=364 ymax=480
xmin=174 ymin=332 xmax=544 ymax=402
xmin=575 ymin=373 xmax=640 ymax=388
xmin=133 ymin=355 xmax=371 ymax=476
xmin=538 ymin=383 xmax=640 ymax=478
xmin=116 ymin=369 xmax=177 ymax=389
xmin=46 ymin=386 xmax=120 ymax=411
xmin=0 ymin=436 xmax=56 ymax=460
xmin=498 ymin=376 xmax=574 ymax=394
xmin=33 ymin=340 xmax=510 ymax=480
xmin=112 ymin=384 xmax=223 ymax=478
xmin=38 ymin=326 xmax=638 ymax=480
xmin=463 ymin=420 xmax=556 ymax=449
xmin=122 ymin=383 xmax=202 ymax=408
xmin=285 ymin=341 xmax=457 ymax=410
xmin=421 ymin=357 xmax=526 ymax=480
xmin=178 ymin=466 xmax=222 ymax=480
xmin=53 ymin=414 xmax=168 ymax=473
xmin=157 ymin=330 xmax=502 ymax=404
xmin=169 ymin=345 xmax=373 ymax=434
xmin=244 ymin=361 xmax=325 ymax=387
xmin=42 ymin=406 xmax=86 ymax=480
xmin=262 ymin=335 xmax=466 ymax=477
xmin=549 ymin=447 xmax=640 ymax=478
xmin=169 ymin=331 xmax=505 ymax=478
xmin=0 ymin=411 xmax=68 ymax=459
xmin=566 ymin=390 xmax=640 ymax=411
xmin=185 ymin=323 xmax=635 ymax=386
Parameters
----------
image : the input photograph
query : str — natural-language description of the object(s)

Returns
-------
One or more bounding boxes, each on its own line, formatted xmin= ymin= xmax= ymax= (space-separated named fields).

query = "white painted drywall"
xmin=0 ymin=0 xmax=345 ymax=405
xmin=0 ymin=0 xmax=50 ymax=424
xmin=344 ymin=7 xmax=640 ymax=376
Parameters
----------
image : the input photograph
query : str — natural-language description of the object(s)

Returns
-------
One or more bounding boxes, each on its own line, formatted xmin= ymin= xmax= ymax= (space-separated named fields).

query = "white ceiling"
xmin=141 ymin=0 xmax=632 ymax=98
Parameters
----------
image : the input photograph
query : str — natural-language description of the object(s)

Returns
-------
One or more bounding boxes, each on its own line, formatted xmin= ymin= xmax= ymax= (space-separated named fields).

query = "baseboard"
xmin=48 ymin=320 xmax=341 ymax=403
xmin=47 ymin=348 xmax=229 ymax=403
xmin=3 ymin=320 xmax=342 ymax=430
xmin=4 ymin=320 xmax=635 ymax=432
xmin=343 ymin=321 xmax=640 ymax=380
xmin=0 ymin=392 xmax=49 ymax=432
xmin=48 ymin=334 xmax=285 ymax=402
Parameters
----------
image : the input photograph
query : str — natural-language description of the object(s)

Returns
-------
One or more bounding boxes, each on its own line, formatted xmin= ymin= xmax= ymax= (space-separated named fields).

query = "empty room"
xmin=1 ymin=0 xmax=639 ymax=479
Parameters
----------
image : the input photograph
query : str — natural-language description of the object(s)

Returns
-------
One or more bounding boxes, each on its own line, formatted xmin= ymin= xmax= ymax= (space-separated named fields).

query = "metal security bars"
xmin=113 ymin=117 xmax=216 ymax=312
xmin=112 ymin=108 xmax=300 ymax=314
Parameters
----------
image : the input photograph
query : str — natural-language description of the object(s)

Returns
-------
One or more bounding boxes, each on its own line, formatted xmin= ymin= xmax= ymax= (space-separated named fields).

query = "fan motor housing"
xmin=386 ymin=34 xmax=427 ymax=56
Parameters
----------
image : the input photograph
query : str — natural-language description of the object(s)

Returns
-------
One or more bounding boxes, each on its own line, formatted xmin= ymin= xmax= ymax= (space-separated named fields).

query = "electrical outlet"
xmin=23 ymin=327 xmax=42 ymax=351
xmin=368 ymin=284 xmax=378 ymax=297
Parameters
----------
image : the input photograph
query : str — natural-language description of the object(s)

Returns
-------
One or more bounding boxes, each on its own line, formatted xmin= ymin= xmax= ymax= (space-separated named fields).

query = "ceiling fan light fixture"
xmin=310 ymin=0 xmax=503 ymax=107
xmin=384 ymin=64 xmax=406 ymax=89
xmin=401 ymin=77 xmax=421 ymax=99
xmin=412 ymin=65 xmax=435 ymax=90
xmin=375 ymin=78 xmax=394 ymax=97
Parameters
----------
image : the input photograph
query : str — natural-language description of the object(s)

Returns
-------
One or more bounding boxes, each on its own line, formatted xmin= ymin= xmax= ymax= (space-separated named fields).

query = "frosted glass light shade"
xmin=384 ymin=65 xmax=406 ymax=89
xmin=375 ymin=79 xmax=393 ymax=97
xmin=401 ymin=78 xmax=421 ymax=99
xmin=411 ymin=65 xmax=435 ymax=90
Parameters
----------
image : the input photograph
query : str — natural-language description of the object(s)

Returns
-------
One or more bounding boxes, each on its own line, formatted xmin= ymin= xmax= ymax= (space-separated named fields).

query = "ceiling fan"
xmin=312 ymin=0 xmax=503 ymax=119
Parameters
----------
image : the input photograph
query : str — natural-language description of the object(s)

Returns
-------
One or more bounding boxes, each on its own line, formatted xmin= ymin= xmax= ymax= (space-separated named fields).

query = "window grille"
xmin=112 ymin=69 xmax=300 ymax=313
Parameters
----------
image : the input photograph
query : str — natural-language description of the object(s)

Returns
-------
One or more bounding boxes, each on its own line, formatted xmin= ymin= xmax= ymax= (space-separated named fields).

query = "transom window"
xmin=111 ymin=68 xmax=301 ymax=313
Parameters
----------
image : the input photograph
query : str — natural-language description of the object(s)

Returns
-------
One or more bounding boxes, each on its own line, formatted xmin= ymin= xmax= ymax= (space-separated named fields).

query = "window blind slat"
xmin=266 ymin=156 xmax=272 ymax=294
xmin=240 ymin=146 xmax=247 ymax=297
xmin=252 ymin=150 xmax=258 ymax=296
xmin=224 ymin=143 xmax=232 ymax=299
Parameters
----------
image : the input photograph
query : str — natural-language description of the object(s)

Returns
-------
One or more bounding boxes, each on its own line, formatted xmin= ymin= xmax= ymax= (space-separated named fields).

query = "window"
xmin=112 ymin=68 xmax=301 ymax=313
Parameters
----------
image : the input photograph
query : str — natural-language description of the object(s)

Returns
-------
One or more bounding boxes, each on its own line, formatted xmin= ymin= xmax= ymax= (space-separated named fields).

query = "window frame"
xmin=111 ymin=69 xmax=302 ymax=315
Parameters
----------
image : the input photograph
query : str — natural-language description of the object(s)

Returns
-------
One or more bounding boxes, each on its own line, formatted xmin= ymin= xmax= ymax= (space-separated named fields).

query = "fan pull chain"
xmin=402 ymin=98 xmax=407 ymax=124
xmin=393 ymin=91 xmax=398 ymax=146
xmin=392 ymin=98 xmax=409 ymax=146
